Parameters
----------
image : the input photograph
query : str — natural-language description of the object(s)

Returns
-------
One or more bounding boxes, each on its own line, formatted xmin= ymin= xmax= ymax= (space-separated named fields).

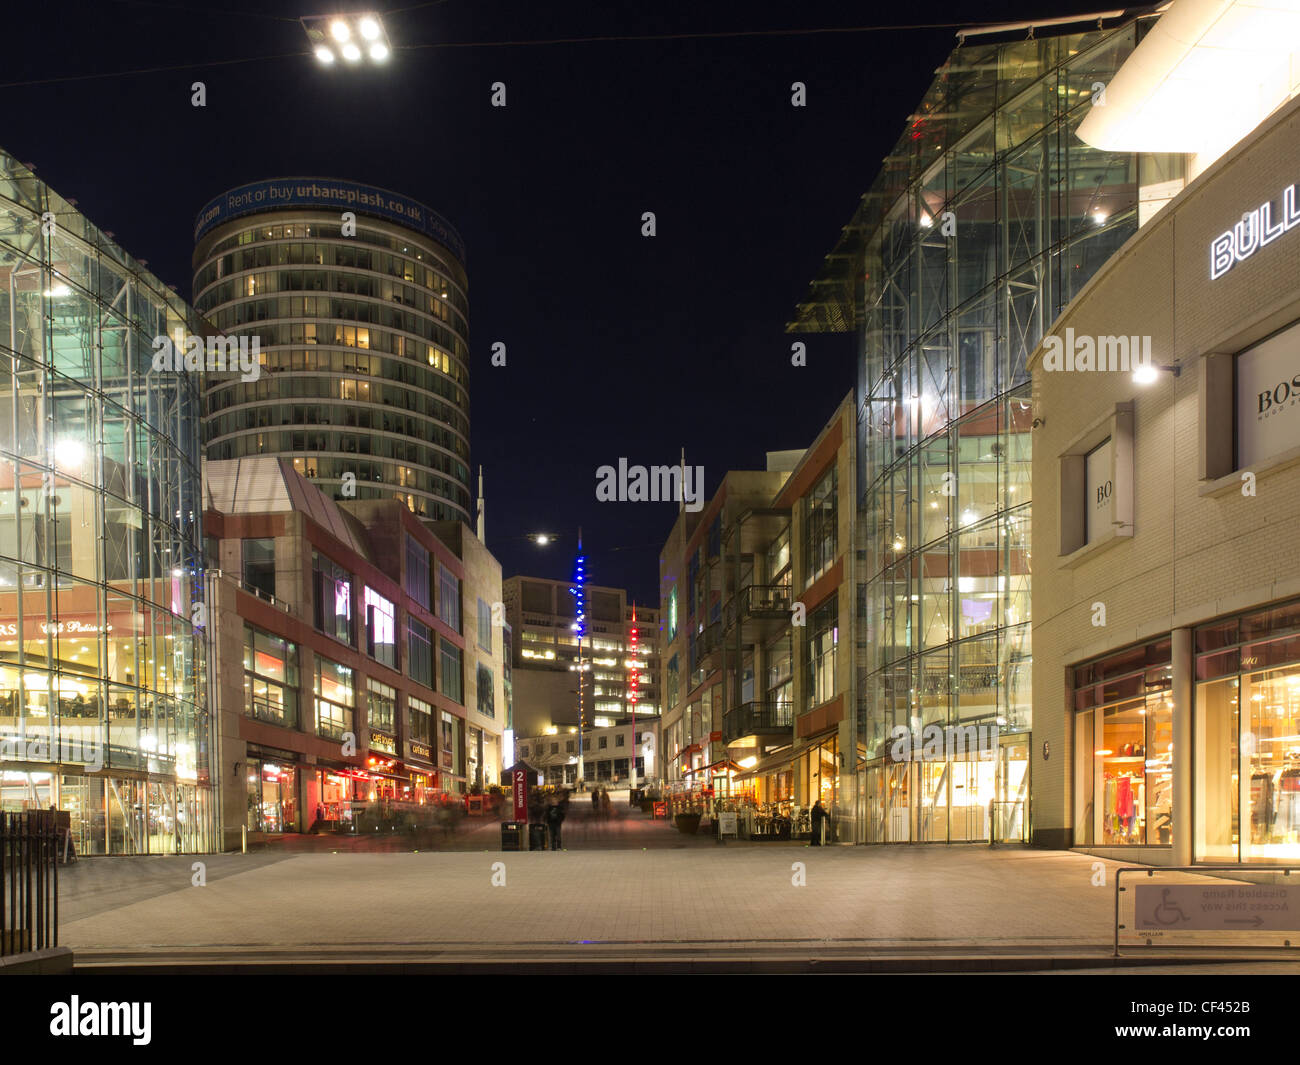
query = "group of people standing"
xmin=532 ymin=786 xmax=619 ymax=851
xmin=589 ymin=786 xmax=614 ymax=820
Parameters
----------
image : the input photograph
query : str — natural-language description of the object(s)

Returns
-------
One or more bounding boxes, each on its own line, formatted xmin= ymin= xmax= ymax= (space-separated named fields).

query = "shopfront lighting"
xmin=1133 ymin=361 xmax=1180 ymax=385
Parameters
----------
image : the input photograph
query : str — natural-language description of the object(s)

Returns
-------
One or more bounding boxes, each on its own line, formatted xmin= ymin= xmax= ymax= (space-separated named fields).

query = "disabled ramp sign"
xmin=1135 ymin=884 xmax=1300 ymax=931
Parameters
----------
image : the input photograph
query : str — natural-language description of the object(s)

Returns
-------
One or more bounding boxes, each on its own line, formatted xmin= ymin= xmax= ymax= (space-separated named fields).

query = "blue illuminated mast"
xmin=570 ymin=529 xmax=587 ymax=787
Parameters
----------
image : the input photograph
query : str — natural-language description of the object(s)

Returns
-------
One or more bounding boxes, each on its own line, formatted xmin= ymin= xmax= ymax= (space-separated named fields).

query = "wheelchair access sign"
xmin=1135 ymin=884 xmax=1300 ymax=931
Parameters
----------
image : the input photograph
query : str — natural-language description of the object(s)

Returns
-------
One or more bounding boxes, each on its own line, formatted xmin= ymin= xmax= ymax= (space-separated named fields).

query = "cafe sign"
xmin=0 ymin=620 xmax=112 ymax=637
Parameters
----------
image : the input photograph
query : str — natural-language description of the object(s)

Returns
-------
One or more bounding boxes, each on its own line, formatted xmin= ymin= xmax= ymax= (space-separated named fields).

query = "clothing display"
xmin=1278 ymin=767 xmax=1300 ymax=833
xmin=1103 ymin=770 xmax=1145 ymax=842
xmin=1250 ymin=772 xmax=1275 ymax=838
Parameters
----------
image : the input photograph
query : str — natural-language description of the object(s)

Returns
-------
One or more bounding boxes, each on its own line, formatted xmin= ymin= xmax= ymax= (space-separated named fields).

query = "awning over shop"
xmin=677 ymin=743 xmax=702 ymax=762
xmin=733 ymin=748 xmax=795 ymax=782
xmin=682 ymin=758 xmax=742 ymax=779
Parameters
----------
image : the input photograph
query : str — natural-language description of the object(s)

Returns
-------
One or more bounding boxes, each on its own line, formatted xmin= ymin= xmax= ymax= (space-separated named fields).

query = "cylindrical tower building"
xmin=192 ymin=179 xmax=470 ymax=522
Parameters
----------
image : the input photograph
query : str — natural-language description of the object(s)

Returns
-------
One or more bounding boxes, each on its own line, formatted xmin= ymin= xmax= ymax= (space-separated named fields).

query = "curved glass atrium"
xmin=0 ymin=149 xmax=211 ymax=852
xmin=793 ymin=15 xmax=1181 ymax=841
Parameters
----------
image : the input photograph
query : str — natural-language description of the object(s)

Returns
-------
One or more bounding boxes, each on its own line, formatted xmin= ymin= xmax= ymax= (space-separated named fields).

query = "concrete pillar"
xmin=1172 ymin=627 xmax=1192 ymax=866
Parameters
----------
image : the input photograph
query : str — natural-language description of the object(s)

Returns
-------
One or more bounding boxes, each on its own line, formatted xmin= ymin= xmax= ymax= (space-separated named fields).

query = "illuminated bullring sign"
xmin=1210 ymin=184 xmax=1300 ymax=280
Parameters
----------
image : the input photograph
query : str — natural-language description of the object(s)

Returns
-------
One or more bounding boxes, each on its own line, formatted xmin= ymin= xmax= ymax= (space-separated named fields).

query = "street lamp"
xmin=301 ymin=11 xmax=392 ymax=66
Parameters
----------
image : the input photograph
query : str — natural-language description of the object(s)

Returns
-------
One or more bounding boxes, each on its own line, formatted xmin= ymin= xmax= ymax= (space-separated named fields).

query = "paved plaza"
xmin=54 ymin=807 xmax=1300 ymax=972
xmin=59 ymin=807 xmax=1107 ymax=966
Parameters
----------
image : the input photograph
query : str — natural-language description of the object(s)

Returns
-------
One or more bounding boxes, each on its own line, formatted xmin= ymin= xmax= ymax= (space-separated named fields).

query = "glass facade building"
xmin=193 ymin=180 xmax=471 ymax=522
xmin=792 ymin=16 xmax=1178 ymax=841
xmin=0 ymin=148 xmax=212 ymax=853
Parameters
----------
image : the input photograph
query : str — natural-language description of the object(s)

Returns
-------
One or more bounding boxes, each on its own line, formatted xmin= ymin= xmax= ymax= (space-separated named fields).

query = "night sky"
xmin=3 ymin=0 xmax=1112 ymax=603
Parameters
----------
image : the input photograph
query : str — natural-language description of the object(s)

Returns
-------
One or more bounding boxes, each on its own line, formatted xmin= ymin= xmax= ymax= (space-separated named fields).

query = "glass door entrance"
xmin=865 ymin=737 xmax=1029 ymax=844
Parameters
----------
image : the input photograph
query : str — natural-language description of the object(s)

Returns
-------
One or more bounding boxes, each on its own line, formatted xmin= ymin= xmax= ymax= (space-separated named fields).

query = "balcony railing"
xmin=247 ymin=698 xmax=297 ymax=730
xmin=722 ymin=700 xmax=793 ymax=743
xmin=697 ymin=621 xmax=722 ymax=658
xmin=723 ymin=584 xmax=792 ymax=631
xmin=211 ymin=568 xmax=295 ymax=616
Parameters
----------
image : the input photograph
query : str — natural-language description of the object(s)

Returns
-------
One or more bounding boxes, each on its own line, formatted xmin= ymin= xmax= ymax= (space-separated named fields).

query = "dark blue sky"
xmin=1 ymin=0 xmax=1115 ymax=602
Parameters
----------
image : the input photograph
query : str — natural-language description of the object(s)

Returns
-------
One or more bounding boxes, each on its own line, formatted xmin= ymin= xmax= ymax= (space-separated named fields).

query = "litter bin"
xmin=528 ymin=822 xmax=550 ymax=851
xmin=501 ymin=821 xmax=525 ymax=851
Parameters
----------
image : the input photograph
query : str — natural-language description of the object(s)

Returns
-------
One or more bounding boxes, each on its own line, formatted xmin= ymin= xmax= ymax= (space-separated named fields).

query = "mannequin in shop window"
xmin=1251 ymin=769 xmax=1277 ymax=843
xmin=1151 ymin=783 xmax=1172 ymax=845
xmin=1279 ymin=751 xmax=1300 ymax=838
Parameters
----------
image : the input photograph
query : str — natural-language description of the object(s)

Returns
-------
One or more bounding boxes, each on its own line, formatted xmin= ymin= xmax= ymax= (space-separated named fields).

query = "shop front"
xmin=1069 ymin=600 xmax=1300 ymax=864
xmin=246 ymin=749 xmax=300 ymax=834
xmin=1195 ymin=599 xmax=1300 ymax=864
xmin=1072 ymin=638 xmax=1173 ymax=851
xmin=731 ymin=750 xmax=836 ymax=840
xmin=1 ymin=771 xmax=211 ymax=854
xmin=800 ymin=733 xmax=838 ymax=806
xmin=733 ymin=749 xmax=792 ymax=802
xmin=312 ymin=764 xmax=365 ymax=829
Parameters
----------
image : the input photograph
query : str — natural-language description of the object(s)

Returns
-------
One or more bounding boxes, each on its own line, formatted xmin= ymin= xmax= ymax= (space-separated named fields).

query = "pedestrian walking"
xmin=600 ymin=788 xmax=612 ymax=819
xmin=810 ymin=799 xmax=828 ymax=846
xmin=545 ymin=795 xmax=566 ymax=849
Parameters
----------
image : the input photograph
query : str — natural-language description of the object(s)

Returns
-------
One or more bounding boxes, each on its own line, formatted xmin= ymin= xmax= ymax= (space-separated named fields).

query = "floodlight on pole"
xmin=302 ymin=12 xmax=392 ymax=67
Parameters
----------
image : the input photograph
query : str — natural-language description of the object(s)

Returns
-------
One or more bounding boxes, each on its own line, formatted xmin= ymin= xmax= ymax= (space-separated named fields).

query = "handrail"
xmin=210 ymin=567 xmax=294 ymax=615
xmin=1113 ymin=864 xmax=1300 ymax=958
